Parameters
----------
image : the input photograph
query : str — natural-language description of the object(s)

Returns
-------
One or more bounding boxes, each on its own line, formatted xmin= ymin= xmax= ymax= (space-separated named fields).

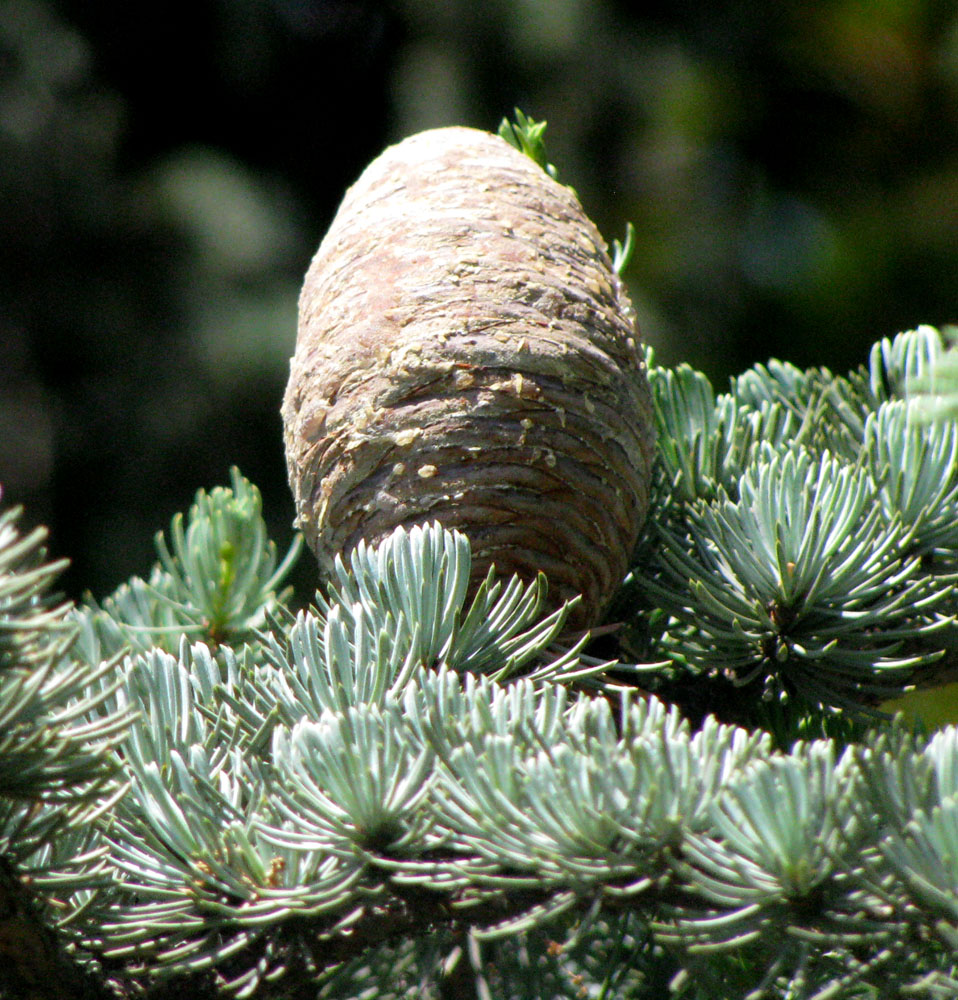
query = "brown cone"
xmin=282 ymin=126 xmax=654 ymax=627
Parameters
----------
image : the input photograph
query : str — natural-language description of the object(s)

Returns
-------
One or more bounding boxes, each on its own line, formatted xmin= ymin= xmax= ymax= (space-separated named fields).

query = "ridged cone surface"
xmin=283 ymin=126 xmax=654 ymax=627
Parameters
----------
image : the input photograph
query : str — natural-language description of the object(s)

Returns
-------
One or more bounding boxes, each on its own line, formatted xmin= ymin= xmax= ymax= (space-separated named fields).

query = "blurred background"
xmin=2 ymin=0 xmax=957 ymax=600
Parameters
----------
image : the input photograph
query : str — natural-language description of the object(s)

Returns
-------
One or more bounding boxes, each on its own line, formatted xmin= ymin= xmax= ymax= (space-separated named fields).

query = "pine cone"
xmin=282 ymin=126 xmax=654 ymax=627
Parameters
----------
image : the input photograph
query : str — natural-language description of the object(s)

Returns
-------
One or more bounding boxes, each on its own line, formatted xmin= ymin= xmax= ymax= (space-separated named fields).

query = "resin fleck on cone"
xmin=282 ymin=126 xmax=654 ymax=627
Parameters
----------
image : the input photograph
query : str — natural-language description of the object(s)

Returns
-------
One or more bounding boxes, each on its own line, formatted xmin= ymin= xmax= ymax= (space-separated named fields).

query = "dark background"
xmin=2 ymin=0 xmax=957 ymax=600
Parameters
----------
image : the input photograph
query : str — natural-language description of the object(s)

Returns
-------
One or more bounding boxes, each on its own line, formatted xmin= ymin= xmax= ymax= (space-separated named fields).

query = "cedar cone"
xmin=282 ymin=126 xmax=654 ymax=628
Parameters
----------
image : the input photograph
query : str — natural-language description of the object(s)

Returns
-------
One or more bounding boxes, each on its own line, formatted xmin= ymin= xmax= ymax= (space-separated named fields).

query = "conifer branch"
xmin=5 ymin=110 xmax=958 ymax=1000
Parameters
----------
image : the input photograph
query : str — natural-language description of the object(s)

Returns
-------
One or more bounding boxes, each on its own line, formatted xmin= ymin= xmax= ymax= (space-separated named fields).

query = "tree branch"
xmin=0 ymin=856 xmax=114 ymax=1000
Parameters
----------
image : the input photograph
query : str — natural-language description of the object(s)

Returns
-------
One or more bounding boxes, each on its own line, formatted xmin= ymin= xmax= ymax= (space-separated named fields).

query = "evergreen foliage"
xmin=3 ymin=327 xmax=958 ymax=999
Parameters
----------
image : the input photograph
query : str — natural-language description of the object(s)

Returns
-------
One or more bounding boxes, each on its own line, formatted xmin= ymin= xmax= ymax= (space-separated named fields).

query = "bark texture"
xmin=282 ymin=126 xmax=654 ymax=627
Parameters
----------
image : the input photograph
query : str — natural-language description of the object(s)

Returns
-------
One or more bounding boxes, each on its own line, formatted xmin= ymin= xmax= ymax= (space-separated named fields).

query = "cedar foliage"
xmin=3 ymin=116 xmax=958 ymax=1000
